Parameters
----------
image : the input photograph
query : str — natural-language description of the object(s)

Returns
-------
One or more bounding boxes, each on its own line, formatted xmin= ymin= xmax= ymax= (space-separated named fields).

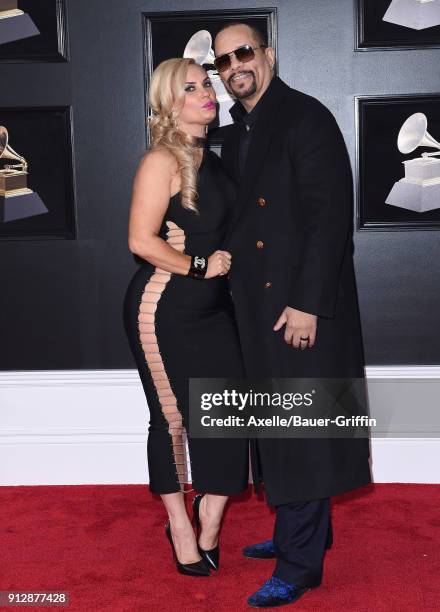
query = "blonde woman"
xmin=123 ymin=58 xmax=248 ymax=576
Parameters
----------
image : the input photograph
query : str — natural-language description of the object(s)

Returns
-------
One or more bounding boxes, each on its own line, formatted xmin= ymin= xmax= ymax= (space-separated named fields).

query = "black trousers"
xmin=272 ymin=498 xmax=331 ymax=587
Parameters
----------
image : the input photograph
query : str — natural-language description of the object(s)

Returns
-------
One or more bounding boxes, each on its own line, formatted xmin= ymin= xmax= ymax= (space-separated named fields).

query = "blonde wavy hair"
xmin=148 ymin=57 xmax=208 ymax=213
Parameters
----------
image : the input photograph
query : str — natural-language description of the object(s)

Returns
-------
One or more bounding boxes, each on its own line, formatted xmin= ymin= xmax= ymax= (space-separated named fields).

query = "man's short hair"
xmin=215 ymin=21 xmax=267 ymax=48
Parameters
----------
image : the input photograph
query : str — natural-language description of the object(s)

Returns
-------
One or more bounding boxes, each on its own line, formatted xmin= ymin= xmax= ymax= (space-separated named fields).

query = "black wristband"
xmin=188 ymin=254 xmax=208 ymax=279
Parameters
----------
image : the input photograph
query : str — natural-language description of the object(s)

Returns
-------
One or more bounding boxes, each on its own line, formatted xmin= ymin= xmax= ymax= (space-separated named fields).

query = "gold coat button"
xmin=257 ymin=197 xmax=266 ymax=207
xmin=264 ymin=281 xmax=272 ymax=288
xmin=256 ymin=240 xmax=264 ymax=249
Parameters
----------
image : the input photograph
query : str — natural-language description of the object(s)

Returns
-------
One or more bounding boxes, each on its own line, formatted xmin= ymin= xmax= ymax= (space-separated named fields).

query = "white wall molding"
xmin=1 ymin=365 xmax=439 ymax=387
xmin=0 ymin=426 xmax=147 ymax=445
xmin=0 ymin=369 xmax=141 ymax=387
xmin=1 ymin=367 xmax=439 ymax=486
xmin=365 ymin=365 xmax=440 ymax=378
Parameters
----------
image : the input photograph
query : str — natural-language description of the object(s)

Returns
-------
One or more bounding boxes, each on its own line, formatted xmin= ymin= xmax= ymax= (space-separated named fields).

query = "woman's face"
xmin=176 ymin=64 xmax=217 ymax=131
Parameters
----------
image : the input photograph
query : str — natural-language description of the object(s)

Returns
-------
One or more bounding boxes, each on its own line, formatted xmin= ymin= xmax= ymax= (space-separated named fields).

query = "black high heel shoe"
xmin=164 ymin=521 xmax=210 ymax=576
xmin=192 ymin=494 xmax=220 ymax=571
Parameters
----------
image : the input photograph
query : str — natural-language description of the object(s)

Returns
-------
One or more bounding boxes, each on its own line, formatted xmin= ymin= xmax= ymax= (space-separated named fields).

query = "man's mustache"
xmin=228 ymin=70 xmax=255 ymax=86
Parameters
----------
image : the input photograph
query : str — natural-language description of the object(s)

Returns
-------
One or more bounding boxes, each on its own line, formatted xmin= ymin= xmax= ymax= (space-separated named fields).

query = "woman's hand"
xmin=205 ymin=250 xmax=232 ymax=279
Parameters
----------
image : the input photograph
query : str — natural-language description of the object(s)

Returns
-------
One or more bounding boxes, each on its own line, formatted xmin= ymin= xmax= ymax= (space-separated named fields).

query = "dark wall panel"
xmin=0 ymin=0 xmax=439 ymax=369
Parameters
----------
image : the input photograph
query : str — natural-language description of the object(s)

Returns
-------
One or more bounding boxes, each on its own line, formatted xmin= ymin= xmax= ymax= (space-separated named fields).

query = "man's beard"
xmin=226 ymin=71 xmax=257 ymax=100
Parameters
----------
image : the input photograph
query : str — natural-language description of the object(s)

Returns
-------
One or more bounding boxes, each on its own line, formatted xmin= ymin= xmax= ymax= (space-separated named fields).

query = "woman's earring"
xmin=205 ymin=124 xmax=208 ymax=135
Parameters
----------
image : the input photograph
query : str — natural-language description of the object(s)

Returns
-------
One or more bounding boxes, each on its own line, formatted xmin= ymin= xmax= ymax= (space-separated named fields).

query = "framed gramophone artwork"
xmin=0 ymin=106 xmax=77 ymax=239
xmin=0 ymin=0 xmax=68 ymax=62
xmin=356 ymin=94 xmax=440 ymax=230
xmin=356 ymin=0 xmax=440 ymax=50
xmin=142 ymin=8 xmax=278 ymax=145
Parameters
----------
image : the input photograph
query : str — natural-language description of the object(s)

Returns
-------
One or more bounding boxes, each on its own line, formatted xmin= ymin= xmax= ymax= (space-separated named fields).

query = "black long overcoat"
xmin=219 ymin=75 xmax=372 ymax=506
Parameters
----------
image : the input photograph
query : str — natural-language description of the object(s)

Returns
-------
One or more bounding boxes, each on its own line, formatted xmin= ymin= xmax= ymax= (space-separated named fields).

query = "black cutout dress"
xmin=123 ymin=148 xmax=249 ymax=495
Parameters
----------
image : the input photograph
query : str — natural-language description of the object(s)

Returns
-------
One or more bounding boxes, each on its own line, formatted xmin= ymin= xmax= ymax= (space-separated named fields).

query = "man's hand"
xmin=273 ymin=307 xmax=317 ymax=349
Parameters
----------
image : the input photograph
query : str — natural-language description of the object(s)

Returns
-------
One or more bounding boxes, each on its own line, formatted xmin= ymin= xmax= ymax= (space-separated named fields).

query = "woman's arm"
xmin=127 ymin=148 xmax=231 ymax=279
xmin=128 ymin=148 xmax=191 ymax=275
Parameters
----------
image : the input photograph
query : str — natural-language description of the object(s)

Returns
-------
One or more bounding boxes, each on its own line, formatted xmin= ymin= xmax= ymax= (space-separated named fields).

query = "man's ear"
xmin=265 ymin=46 xmax=276 ymax=71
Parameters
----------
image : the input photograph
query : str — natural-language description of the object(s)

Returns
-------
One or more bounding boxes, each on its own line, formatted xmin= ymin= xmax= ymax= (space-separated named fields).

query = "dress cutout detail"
xmin=137 ymin=220 xmax=192 ymax=492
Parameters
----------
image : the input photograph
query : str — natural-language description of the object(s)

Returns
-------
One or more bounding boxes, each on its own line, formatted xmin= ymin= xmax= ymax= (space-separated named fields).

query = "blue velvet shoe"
xmin=243 ymin=539 xmax=275 ymax=559
xmin=243 ymin=520 xmax=333 ymax=559
xmin=247 ymin=577 xmax=311 ymax=608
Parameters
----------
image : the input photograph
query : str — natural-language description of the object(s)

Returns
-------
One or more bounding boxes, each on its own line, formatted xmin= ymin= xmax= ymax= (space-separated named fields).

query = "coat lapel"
xmin=222 ymin=76 xmax=291 ymax=246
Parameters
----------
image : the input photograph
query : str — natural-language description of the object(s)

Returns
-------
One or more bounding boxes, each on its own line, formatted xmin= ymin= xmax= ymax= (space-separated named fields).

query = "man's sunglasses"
xmin=213 ymin=44 xmax=267 ymax=73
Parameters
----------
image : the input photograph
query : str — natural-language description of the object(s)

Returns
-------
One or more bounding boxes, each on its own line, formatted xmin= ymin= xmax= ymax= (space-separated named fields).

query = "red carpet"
xmin=1 ymin=484 xmax=439 ymax=611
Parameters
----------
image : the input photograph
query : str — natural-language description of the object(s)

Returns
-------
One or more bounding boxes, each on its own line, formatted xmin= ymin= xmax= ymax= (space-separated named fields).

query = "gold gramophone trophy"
xmin=0 ymin=0 xmax=39 ymax=45
xmin=0 ymin=126 xmax=48 ymax=222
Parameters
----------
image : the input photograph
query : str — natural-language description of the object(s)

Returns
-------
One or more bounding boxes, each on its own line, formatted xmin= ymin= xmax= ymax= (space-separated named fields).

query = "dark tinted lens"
xmin=234 ymin=45 xmax=255 ymax=63
xmin=214 ymin=53 xmax=231 ymax=73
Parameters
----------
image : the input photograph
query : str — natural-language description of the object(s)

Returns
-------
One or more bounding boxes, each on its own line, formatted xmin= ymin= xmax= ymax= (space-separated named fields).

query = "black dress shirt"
xmin=229 ymin=94 xmax=263 ymax=176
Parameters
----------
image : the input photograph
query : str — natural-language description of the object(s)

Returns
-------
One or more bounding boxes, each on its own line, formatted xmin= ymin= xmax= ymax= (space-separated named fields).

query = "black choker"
xmin=193 ymin=136 xmax=207 ymax=148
